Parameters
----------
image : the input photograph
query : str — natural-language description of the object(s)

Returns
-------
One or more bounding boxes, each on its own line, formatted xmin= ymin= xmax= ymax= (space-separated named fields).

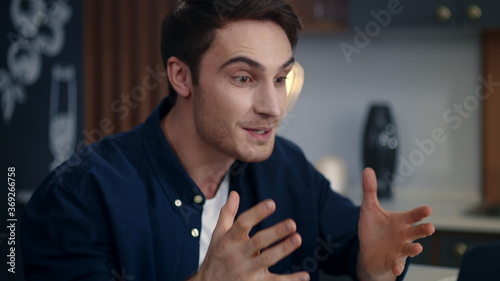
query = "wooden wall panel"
xmin=84 ymin=0 xmax=173 ymax=142
xmin=482 ymin=31 xmax=500 ymax=206
xmin=117 ymin=0 xmax=135 ymax=132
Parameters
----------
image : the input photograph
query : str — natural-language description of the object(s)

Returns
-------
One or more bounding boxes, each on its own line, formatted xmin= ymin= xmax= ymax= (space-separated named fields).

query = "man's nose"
xmin=253 ymin=81 xmax=284 ymax=118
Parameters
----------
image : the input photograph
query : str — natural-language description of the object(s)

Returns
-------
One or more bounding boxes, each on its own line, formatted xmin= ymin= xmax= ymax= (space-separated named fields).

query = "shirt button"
xmin=174 ymin=199 xmax=182 ymax=207
xmin=193 ymin=195 xmax=203 ymax=204
xmin=191 ymin=228 xmax=200 ymax=238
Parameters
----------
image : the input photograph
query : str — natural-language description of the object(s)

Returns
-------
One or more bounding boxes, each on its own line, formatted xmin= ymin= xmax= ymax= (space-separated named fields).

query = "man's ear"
xmin=166 ymin=57 xmax=193 ymax=98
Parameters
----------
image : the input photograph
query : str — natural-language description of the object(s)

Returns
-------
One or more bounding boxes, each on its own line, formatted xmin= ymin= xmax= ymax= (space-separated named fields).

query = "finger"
xmin=401 ymin=242 xmax=423 ymax=257
xmin=212 ymin=191 xmax=240 ymax=240
xmin=245 ymin=219 xmax=297 ymax=256
xmin=392 ymin=255 xmax=409 ymax=276
xmin=404 ymin=205 xmax=433 ymax=224
xmin=271 ymin=271 xmax=310 ymax=281
xmin=361 ymin=167 xmax=380 ymax=208
xmin=392 ymin=262 xmax=405 ymax=277
xmin=230 ymin=199 xmax=276 ymax=239
xmin=405 ymin=223 xmax=435 ymax=241
xmin=254 ymin=233 xmax=302 ymax=269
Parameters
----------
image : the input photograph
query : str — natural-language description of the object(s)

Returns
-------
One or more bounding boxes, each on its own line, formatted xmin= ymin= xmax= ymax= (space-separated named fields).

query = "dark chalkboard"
xmin=0 ymin=1 xmax=83 ymax=280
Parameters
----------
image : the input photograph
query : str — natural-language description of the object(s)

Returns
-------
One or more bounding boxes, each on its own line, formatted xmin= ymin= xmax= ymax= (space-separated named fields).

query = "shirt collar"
xmin=141 ymin=98 xmax=206 ymax=209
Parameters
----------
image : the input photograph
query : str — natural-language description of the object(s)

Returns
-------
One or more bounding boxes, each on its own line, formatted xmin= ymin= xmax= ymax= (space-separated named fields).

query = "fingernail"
xmin=300 ymin=273 xmax=310 ymax=281
xmin=265 ymin=200 xmax=275 ymax=210
xmin=290 ymin=234 xmax=301 ymax=246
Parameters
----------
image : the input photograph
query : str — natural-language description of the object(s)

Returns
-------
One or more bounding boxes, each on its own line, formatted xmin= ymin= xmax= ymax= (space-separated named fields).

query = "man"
xmin=21 ymin=0 xmax=435 ymax=280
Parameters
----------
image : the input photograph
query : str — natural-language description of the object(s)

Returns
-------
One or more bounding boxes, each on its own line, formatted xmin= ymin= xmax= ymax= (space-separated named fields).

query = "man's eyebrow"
xmin=219 ymin=56 xmax=295 ymax=71
xmin=282 ymin=57 xmax=295 ymax=70
xmin=220 ymin=56 xmax=264 ymax=71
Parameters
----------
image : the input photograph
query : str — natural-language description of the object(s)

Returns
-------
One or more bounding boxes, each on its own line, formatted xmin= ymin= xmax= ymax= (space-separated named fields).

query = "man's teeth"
xmin=253 ymin=130 xmax=266 ymax=134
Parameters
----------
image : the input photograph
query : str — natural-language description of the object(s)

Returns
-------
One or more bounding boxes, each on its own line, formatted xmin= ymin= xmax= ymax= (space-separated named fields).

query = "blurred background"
xmin=1 ymin=0 xmax=499 ymax=281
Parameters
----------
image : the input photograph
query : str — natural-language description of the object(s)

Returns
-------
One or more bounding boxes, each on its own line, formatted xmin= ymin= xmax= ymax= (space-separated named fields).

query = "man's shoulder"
xmin=44 ymin=126 xmax=145 ymax=193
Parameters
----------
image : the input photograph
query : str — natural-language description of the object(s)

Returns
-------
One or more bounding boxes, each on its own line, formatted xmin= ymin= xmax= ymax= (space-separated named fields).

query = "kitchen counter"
xmin=405 ymin=264 xmax=458 ymax=281
xmin=321 ymin=263 xmax=459 ymax=281
xmin=345 ymin=187 xmax=500 ymax=234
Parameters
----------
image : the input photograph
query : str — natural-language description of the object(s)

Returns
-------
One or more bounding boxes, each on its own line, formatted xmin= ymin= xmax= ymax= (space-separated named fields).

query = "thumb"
xmin=362 ymin=168 xmax=380 ymax=208
xmin=212 ymin=191 xmax=240 ymax=240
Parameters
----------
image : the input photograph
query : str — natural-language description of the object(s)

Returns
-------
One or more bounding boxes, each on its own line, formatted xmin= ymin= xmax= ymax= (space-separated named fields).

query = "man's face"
xmin=193 ymin=20 xmax=294 ymax=162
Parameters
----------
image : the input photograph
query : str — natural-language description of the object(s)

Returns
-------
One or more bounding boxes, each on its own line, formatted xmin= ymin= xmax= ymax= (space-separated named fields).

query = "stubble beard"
xmin=193 ymin=87 xmax=278 ymax=163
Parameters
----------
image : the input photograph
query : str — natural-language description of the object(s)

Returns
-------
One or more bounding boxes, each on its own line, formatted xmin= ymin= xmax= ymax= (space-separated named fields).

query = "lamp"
xmin=285 ymin=61 xmax=304 ymax=113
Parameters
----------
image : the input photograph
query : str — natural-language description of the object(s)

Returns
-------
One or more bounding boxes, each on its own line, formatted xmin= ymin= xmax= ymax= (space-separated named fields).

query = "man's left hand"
xmin=357 ymin=168 xmax=435 ymax=281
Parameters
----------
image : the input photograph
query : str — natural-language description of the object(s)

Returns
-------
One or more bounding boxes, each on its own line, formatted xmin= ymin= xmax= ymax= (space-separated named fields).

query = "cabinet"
xmin=462 ymin=0 xmax=500 ymax=27
xmin=292 ymin=0 xmax=500 ymax=32
xmin=413 ymin=230 xmax=500 ymax=267
xmin=291 ymin=0 xmax=348 ymax=32
xmin=349 ymin=0 xmax=500 ymax=29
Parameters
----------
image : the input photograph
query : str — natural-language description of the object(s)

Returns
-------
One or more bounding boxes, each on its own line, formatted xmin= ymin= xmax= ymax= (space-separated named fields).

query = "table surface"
xmin=320 ymin=264 xmax=459 ymax=281
xmin=405 ymin=264 xmax=458 ymax=281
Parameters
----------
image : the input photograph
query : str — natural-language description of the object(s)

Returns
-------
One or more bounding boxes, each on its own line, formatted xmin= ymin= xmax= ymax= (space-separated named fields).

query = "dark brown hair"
xmin=161 ymin=0 xmax=302 ymax=105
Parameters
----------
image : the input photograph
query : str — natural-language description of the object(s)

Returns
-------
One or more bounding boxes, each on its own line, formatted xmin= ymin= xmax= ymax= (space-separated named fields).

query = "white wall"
xmin=279 ymin=29 xmax=481 ymax=192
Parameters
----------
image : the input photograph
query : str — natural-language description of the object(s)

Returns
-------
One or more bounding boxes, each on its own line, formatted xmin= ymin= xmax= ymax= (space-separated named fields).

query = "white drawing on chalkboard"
xmin=10 ymin=0 xmax=47 ymax=39
xmin=7 ymin=37 xmax=42 ymax=85
xmin=1 ymin=0 xmax=72 ymax=124
xmin=49 ymin=63 xmax=77 ymax=170
xmin=0 ymin=68 xmax=26 ymax=122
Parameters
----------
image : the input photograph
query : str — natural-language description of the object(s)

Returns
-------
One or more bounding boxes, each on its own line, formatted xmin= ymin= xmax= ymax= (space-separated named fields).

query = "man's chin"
xmin=240 ymin=154 xmax=272 ymax=163
xmin=236 ymin=143 xmax=274 ymax=163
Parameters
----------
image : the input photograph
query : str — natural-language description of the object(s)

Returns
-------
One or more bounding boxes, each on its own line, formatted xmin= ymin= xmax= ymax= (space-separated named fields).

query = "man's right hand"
xmin=189 ymin=191 xmax=310 ymax=281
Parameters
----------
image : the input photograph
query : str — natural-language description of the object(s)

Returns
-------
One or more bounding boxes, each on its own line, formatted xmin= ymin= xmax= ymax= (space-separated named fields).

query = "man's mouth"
xmin=244 ymin=127 xmax=274 ymax=140
xmin=245 ymin=127 xmax=272 ymax=133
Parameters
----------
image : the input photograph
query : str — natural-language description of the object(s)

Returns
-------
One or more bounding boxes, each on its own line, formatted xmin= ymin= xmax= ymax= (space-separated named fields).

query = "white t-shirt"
xmin=198 ymin=173 xmax=229 ymax=267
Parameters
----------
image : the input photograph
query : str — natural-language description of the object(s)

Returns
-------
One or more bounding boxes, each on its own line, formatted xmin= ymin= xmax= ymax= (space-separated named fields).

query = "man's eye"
xmin=234 ymin=76 xmax=251 ymax=84
xmin=275 ymin=76 xmax=287 ymax=84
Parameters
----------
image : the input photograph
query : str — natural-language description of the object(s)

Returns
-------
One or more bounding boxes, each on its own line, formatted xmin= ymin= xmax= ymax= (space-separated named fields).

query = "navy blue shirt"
xmin=21 ymin=98 xmax=407 ymax=281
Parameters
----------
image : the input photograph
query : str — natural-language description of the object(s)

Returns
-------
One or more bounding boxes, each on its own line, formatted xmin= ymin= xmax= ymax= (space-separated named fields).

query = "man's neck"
xmin=161 ymin=105 xmax=234 ymax=199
